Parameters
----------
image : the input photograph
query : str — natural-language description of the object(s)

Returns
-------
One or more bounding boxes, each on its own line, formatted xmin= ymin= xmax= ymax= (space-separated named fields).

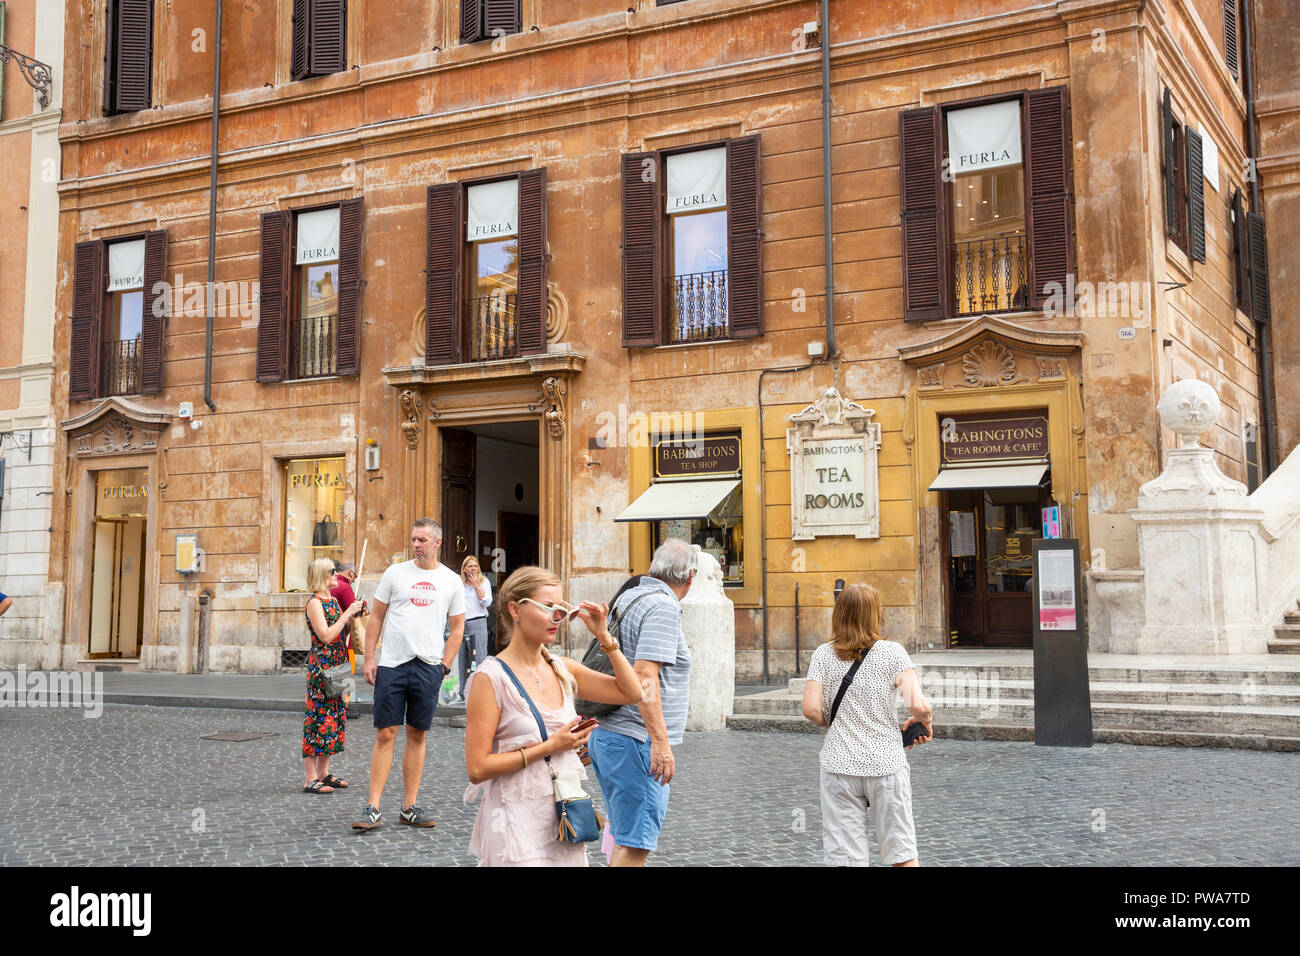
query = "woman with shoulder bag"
xmin=463 ymin=566 xmax=643 ymax=866
xmin=801 ymin=583 xmax=933 ymax=866
xmin=302 ymin=558 xmax=365 ymax=794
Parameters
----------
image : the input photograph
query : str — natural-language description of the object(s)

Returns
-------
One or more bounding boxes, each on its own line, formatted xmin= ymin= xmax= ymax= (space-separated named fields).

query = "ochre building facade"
xmin=29 ymin=0 xmax=1284 ymax=681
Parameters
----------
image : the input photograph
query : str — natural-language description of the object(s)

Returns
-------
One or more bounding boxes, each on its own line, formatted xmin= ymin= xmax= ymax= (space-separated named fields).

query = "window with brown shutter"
xmin=139 ymin=230 xmax=167 ymax=394
xmin=335 ymin=198 xmax=363 ymax=375
xmin=257 ymin=211 xmax=293 ymax=383
xmin=515 ymin=168 xmax=548 ymax=355
xmin=291 ymin=0 xmax=347 ymax=81
xmin=726 ymin=136 xmax=764 ymax=339
xmin=1185 ymin=128 xmax=1206 ymax=263
xmin=425 ymin=183 xmax=464 ymax=365
xmin=461 ymin=0 xmax=520 ymax=44
xmin=1231 ymin=188 xmax=1252 ymax=314
xmin=1247 ymin=211 xmax=1271 ymax=325
xmin=1026 ymin=87 xmax=1075 ymax=305
xmin=71 ymin=242 xmax=106 ymax=402
xmin=622 ymin=151 xmax=663 ymax=347
xmin=1161 ymin=87 xmax=1192 ymax=255
xmin=899 ymin=107 xmax=947 ymax=322
xmin=1224 ymin=0 xmax=1240 ymax=82
xmin=103 ymin=0 xmax=153 ymax=115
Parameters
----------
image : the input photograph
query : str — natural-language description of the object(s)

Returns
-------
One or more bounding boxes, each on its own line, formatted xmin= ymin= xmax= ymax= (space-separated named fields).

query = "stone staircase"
xmin=727 ymin=651 xmax=1300 ymax=750
xmin=1270 ymin=599 xmax=1300 ymax=654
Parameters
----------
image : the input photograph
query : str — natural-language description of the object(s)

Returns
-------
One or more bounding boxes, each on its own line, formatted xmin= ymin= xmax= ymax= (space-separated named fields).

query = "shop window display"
xmin=282 ymin=456 xmax=346 ymax=591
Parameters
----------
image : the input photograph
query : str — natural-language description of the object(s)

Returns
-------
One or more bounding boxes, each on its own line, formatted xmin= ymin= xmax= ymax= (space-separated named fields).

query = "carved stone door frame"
xmin=898 ymin=317 xmax=1085 ymax=649
xmin=61 ymin=398 xmax=171 ymax=668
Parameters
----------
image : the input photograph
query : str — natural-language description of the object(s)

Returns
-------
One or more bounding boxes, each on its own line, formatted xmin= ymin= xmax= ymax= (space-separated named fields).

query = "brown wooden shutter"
xmin=1162 ymin=87 xmax=1176 ymax=237
xmin=622 ymin=151 xmax=663 ymax=347
xmin=1224 ymin=0 xmax=1239 ymax=81
xmin=1026 ymin=87 xmax=1074 ymax=306
xmin=139 ymin=229 xmax=168 ymax=395
xmin=899 ymin=106 xmax=946 ymax=322
xmin=425 ymin=183 xmax=463 ymax=365
xmin=484 ymin=0 xmax=521 ymax=37
xmin=309 ymin=0 xmax=347 ymax=76
xmin=1231 ymin=188 xmax=1251 ymax=313
xmin=726 ymin=135 xmax=764 ymax=338
xmin=257 ymin=211 xmax=292 ymax=383
xmin=71 ymin=241 xmax=106 ymax=402
xmin=102 ymin=2 xmax=117 ymax=114
xmin=291 ymin=0 xmax=309 ymax=80
xmin=1185 ymin=127 xmax=1206 ymax=263
xmin=1247 ymin=212 xmax=1270 ymax=325
xmin=516 ymin=169 xmax=548 ymax=356
xmin=336 ymin=198 xmax=363 ymax=375
xmin=460 ymin=0 xmax=483 ymax=43
xmin=113 ymin=0 xmax=153 ymax=113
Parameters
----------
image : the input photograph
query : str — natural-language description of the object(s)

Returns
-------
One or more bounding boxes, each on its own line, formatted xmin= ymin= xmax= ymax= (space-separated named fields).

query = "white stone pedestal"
xmin=680 ymin=546 xmax=735 ymax=730
xmin=1129 ymin=380 xmax=1271 ymax=654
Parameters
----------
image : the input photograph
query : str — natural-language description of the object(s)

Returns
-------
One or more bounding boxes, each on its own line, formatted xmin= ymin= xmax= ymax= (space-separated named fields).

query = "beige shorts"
xmin=819 ymin=763 xmax=917 ymax=866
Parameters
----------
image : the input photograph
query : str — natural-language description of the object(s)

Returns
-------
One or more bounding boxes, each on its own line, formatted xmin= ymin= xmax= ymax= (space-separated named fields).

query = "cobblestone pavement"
xmin=2 ymin=703 xmax=1296 ymax=866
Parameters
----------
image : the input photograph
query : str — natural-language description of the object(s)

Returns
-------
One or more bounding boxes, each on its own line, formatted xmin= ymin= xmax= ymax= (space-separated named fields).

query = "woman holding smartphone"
xmin=464 ymin=566 xmax=642 ymax=866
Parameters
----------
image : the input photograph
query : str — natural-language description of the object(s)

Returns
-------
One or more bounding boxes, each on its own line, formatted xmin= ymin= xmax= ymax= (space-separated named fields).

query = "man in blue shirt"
xmin=588 ymin=539 xmax=696 ymax=866
xmin=0 ymin=591 xmax=11 ymax=618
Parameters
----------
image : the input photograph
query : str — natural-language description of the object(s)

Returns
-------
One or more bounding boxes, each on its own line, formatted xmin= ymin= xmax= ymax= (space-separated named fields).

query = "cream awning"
xmin=614 ymin=479 xmax=740 ymax=523
xmin=928 ymin=463 xmax=1048 ymax=492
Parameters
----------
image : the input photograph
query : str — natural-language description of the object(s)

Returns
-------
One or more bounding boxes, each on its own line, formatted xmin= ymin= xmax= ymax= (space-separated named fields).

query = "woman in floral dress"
xmin=302 ymin=558 xmax=365 ymax=794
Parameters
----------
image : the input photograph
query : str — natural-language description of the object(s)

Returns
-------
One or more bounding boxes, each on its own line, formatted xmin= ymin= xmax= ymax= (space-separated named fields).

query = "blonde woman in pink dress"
xmin=464 ymin=566 xmax=643 ymax=866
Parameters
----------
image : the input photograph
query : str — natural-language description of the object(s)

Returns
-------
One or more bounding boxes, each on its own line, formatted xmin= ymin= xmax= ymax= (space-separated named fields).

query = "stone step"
xmin=732 ymin=697 xmax=1300 ymax=737
xmin=791 ymin=661 xmax=1300 ymax=689
xmin=1269 ymin=636 xmax=1300 ymax=654
xmin=1284 ymin=611 xmax=1300 ymax=625
xmin=724 ymin=713 xmax=1300 ymax=751
xmin=740 ymin=680 xmax=1300 ymax=714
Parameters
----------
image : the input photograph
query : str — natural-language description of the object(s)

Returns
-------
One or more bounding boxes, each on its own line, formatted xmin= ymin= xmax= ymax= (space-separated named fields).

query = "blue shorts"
xmin=373 ymin=659 xmax=442 ymax=731
xmin=587 ymin=727 xmax=670 ymax=851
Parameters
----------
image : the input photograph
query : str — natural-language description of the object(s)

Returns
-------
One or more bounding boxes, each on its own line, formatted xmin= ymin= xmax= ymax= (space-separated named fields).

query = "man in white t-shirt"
xmin=352 ymin=518 xmax=465 ymax=831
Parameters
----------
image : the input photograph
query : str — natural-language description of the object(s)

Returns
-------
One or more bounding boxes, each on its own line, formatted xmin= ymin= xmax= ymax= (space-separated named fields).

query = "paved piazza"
xmin=2 ymin=703 xmax=1295 ymax=867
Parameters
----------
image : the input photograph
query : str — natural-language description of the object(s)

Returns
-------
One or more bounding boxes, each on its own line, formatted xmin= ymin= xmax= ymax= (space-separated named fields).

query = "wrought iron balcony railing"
xmin=669 ymin=269 xmax=729 ymax=343
xmin=290 ymin=314 xmax=338 ymax=379
xmin=465 ymin=293 xmax=518 ymax=362
xmin=103 ymin=338 xmax=141 ymax=396
xmin=952 ymin=232 xmax=1029 ymax=316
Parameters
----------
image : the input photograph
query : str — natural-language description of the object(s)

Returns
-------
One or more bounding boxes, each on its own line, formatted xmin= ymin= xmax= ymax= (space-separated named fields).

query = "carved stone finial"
xmin=1157 ymin=379 xmax=1220 ymax=449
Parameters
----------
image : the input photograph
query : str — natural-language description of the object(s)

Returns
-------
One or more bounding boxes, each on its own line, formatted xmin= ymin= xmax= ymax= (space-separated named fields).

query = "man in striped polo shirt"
xmin=587 ymin=539 xmax=696 ymax=866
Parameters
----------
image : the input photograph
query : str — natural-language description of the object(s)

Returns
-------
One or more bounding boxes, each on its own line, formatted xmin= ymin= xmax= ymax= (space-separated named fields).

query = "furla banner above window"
xmin=467 ymin=178 xmax=519 ymax=241
xmin=947 ymin=100 xmax=1023 ymax=174
xmin=106 ymin=239 xmax=145 ymax=292
xmin=296 ymin=208 xmax=340 ymax=265
xmin=666 ymin=148 xmax=727 ymax=214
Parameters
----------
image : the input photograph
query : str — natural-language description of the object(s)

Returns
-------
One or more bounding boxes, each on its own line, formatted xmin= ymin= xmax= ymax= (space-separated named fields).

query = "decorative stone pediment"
xmin=898 ymin=316 xmax=1082 ymax=390
xmin=62 ymin=397 xmax=171 ymax=458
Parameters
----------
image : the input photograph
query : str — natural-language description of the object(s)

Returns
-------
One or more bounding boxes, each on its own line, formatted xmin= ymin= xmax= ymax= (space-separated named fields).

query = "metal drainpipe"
xmin=757 ymin=362 xmax=814 ymax=686
xmin=204 ymin=0 xmax=222 ymax=412
xmin=1239 ymin=0 xmax=1275 ymax=474
xmin=820 ymin=0 xmax=835 ymax=358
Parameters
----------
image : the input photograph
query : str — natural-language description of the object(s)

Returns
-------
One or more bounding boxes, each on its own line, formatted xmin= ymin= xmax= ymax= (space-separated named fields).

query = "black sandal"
xmin=302 ymin=779 xmax=334 ymax=794
xmin=320 ymin=774 xmax=349 ymax=789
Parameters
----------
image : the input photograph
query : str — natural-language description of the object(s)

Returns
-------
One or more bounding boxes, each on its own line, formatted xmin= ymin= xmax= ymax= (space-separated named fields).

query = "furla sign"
xmin=786 ymin=388 xmax=882 ymax=540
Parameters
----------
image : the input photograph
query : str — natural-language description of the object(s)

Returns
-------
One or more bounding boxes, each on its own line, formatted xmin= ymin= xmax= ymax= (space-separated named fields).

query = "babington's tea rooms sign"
xmin=785 ymin=388 xmax=882 ymax=540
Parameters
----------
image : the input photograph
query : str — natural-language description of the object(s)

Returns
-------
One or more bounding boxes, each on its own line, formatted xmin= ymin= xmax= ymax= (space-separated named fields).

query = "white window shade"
xmin=1200 ymin=126 xmax=1219 ymax=192
xmin=947 ymin=101 xmax=1023 ymax=175
xmin=107 ymin=239 xmax=145 ymax=292
xmin=467 ymin=179 xmax=519 ymax=241
xmin=666 ymin=147 xmax=727 ymax=214
xmin=296 ymin=208 xmax=340 ymax=265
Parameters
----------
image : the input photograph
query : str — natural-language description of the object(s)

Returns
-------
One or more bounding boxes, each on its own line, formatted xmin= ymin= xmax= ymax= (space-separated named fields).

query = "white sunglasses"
xmin=517 ymin=597 xmax=583 ymax=623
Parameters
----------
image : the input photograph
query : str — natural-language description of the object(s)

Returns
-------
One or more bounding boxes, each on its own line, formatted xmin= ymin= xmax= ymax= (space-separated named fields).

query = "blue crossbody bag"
xmin=495 ymin=659 xmax=606 ymax=844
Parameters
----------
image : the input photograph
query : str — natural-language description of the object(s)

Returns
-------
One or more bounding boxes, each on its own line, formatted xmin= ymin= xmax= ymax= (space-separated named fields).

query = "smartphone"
xmin=574 ymin=717 xmax=598 ymax=732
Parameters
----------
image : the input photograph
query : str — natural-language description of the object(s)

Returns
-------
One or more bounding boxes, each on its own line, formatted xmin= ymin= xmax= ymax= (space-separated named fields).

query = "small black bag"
xmin=571 ymin=593 xmax=650 ymax=717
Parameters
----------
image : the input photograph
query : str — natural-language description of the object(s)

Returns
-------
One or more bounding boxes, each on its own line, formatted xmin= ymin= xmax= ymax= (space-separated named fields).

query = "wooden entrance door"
xmin=946 ymin=488 xmax=1042 ymax=647
xmin=498 ymin=510 xmax=539 ymax=577
xmin=440 ymin=428 xmax=476 ymax=569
